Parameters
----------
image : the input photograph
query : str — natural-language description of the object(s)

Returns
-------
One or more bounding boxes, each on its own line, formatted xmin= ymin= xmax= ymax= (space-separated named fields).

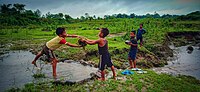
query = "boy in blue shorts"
xmin=137 ymin=24 xmax=146 ymax=47
xmin=82 ymin=28 xmax=116 ymax=81
xmin=127 ymin=30 xmax=138 ymax=68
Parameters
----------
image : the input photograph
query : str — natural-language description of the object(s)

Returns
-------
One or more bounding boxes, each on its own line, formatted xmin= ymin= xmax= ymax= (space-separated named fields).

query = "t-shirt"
xmin=130 ymin=38 xmax=138 ymax=53
xmin=137 ymin=28 xmax=146 ymax=38
xmin=46 ymin=36 xmax=67 ymax=50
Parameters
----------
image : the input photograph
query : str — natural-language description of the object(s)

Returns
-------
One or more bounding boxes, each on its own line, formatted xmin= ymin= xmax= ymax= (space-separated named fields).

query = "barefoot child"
xmin=136 ymin=24 xmax=146 ymax=47
xmin=32 ymin=27 xmax=82 ymax=77
xmin=83 ymin=28 xmax=116 ymax=81
xmin=126 ymin=30 xmax=138 ymax=69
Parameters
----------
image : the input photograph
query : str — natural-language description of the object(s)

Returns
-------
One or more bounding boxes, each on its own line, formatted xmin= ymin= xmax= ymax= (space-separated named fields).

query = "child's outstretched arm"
xmin=84 ymin=39 xmax=100 ymax=45
xmin=67 ymin=34 xmax=81 ymax=38
xmin=66 ymin=42 xmax=81 ymax=47
xmin=59 ymin=39 xmax=81 ymax=47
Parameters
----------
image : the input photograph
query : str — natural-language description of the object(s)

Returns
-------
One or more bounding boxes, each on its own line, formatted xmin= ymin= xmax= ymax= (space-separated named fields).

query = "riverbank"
xmin=7 ymin=69 xmax=200 ymax=92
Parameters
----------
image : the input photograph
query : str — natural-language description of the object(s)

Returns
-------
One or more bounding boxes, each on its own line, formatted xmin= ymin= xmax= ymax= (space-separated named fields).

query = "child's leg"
xmin=52 ymin=58 xmax=58 ymax=77
xmin=111 ymin=66 xmax=116 ymax=80
xmin=32 ymin=51 xmax=43 ymax=67
xmin=140 ymin=37 xmax=143 ymax=47
xmin=128 ymin=57 xmax=133 ymax=68
xmin=133 ymin=59 xmax=137 ymax=68
xmin=99 ymin=70 xmax=105 ymax=81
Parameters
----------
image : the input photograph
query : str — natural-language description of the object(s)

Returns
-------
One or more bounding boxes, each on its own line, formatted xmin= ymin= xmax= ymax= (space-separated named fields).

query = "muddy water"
xmin=0 ymin=51 xmax=98 ymax=91
xmin=153 ymin=45 xmax=200 ymax=80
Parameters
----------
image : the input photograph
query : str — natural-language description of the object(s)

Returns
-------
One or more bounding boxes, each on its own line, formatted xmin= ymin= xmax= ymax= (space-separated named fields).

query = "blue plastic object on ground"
xmin=121 ymin=70 xmax=134 ymax=75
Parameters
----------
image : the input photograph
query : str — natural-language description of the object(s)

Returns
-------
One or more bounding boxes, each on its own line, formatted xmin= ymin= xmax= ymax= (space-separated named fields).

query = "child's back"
xmin=98 ymin=39 xmax=109 ymax=55
xmin=83 ymin=28 xmax=116 ymax=81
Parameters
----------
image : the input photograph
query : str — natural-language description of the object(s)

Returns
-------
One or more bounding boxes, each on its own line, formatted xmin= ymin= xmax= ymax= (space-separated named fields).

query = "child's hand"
xmin=78 ymin=39 xmax=87 ymax=47
xmin=128 ymin=42 xmax=132 ymax=45
xmin=77 ymin=36 xmax=82 ymax=39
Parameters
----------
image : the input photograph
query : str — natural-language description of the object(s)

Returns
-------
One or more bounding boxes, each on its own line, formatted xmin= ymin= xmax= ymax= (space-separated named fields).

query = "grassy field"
xmin=1 ymin=18 xmax=200 ymax=92
xmin=1 ymin=18 xmax=200 ymax=66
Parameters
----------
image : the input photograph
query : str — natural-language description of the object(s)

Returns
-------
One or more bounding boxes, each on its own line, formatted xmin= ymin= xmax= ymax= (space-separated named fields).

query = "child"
xmin=32 ymin=27 xmax=82 ymax=78
xmin=136 ymin=24 xmax=146 ymax=47
xmin=127 ymin=30 xmax=138 ymax=69
xmin=82 ymin=28 xmax=116 ymax=81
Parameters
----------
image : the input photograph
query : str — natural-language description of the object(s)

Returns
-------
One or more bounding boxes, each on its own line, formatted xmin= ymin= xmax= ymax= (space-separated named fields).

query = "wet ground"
xmin=0 ymin=51 xmax=98 ymax=91
xmin=152 ymin=44 xmax=200 ymax=80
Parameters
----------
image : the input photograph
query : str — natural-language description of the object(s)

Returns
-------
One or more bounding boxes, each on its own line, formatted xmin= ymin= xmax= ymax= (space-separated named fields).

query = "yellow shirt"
xmin=46 ymin=36 xmax=67 ymax=50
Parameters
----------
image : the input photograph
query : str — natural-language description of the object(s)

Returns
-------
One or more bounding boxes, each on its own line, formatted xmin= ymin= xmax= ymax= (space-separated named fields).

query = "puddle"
xmin=152 ymin=45 xmax=200 ymax=80
xmin=0 ymin=51 xmax=98 ymax=91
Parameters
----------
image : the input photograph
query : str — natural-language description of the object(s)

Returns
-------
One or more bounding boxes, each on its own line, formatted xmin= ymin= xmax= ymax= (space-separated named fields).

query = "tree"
xmin=34 ymin=9 xmax=41 ymax=18
xmin=0 ymin=4 xmax=12 ymax=14
xmin=13 ymin=3 xmax=25 ymax=13
xmin=117 ymin=13 xmax=122 ymax=18
xmin=85 ymin=13 xmax=89 ymax=19
xmin=122 ymin=13 xmax=128 ymax=18
xmin=146 ymin=13 xmax=152 ymax=18
xmin=64 ymin=14 xmax=72 ymax=22
xmin=130 ymin=13 xmax=135 ymax=18
xmin=104 ymin=15 xmax=110 ymax=19
xmin=80 ymin=16 xmax=85 ymax=20
xmin=58 ymin=13 xmax=64 ymax=19
xmin=93 ymin=15 xmax=96 ymax=19
xmin=46 ymin=12 xmax=54 ymax=19
xmin=153 ymin=11 xmax=160 ymax=18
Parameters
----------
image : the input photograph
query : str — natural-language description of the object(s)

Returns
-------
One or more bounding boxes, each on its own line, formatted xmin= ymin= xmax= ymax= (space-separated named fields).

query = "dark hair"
xmin=131 ymin=29 xmax=136 ymax=34
xmin=56 ymin=27 xmax=65 ymax=35
xmin=140 ymin=23 xmax=143 ymax=26
xmin=101 ymin=28 xmax=109 ymax=37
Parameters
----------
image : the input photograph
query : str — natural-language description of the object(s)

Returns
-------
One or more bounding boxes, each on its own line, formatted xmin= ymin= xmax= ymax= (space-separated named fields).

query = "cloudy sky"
xmin=1 ymin=0 xmax=200 ymax=18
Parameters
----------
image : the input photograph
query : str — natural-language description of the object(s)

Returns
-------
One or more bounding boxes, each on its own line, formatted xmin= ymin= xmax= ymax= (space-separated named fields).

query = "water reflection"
xmin=153 ymin=45 xmax=200 ymax=80
xmin=0 ymin=51 xmax=97 ymax=91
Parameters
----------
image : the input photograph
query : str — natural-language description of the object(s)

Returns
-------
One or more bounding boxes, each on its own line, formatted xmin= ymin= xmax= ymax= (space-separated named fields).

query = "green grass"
xmin=7 ymin=69 xmax=200 ymax=92
xmin=32 ymin=73 xmax=46 ymax=78
xmin=1 ymin=18 xmax=200 ymax=92
xmin=0 ymin=18 xmax=200 ymax=66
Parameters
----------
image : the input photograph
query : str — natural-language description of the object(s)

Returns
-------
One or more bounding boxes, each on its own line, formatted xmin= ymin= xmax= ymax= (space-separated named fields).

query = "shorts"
xmin=128 ymin=51 xmax=137 ymax=60
xmin=99 ymin=53 xmax=113 ymax=71
xmin=137 ymin=36 xmax=143 ymax=43
xmin=41 ymin=44 xmax=56 ymax=62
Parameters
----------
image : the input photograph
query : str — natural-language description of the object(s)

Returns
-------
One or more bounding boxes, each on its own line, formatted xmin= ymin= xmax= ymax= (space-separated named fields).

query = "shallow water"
xmin=153 ymin=45 xmax=200 ymax=80
xmin=0 ymin=51 xmax=98 ymax=91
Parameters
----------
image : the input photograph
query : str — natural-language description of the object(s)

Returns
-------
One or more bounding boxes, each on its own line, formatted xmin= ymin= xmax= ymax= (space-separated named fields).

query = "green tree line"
xmin=1 ymin=3 xmax=200 ymax=26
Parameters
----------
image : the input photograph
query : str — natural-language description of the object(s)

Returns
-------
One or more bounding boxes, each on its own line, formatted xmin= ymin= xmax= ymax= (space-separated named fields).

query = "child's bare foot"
xmin=98 ymin=78 xmax=105 ymax=81
xmin=53 ymin=74 xmax=57 ymax=78
xmin=113 ymin=76 xmax=116 ymax=80
xmin=53 ymin=75 xmax=57 ymax=79
xmin=31 ymin=61 xmax=37 ymax=67
xmin=129 ymin=66 xmax=134 ymax=69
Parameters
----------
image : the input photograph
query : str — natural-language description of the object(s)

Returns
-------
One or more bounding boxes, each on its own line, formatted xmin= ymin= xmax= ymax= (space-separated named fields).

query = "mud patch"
xmin=0 ymin=50 xmax=98 ymax=91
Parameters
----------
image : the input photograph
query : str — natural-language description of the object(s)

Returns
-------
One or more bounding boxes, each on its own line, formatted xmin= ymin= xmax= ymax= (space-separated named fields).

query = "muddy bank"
xmin=152 ymin=31 xmax=200 ymax=80
xmin=167 ymin=31 xmax=200 ymax=47
xmin=151 ymin=31 xmax=200 ymax=62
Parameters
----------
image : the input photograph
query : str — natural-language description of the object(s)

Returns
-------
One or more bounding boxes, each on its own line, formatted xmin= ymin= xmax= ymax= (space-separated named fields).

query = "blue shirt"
xmin=130 ymin=38 xmax=138 ymax=53
xmin=137 ymin=28 xmax=146 ymax=38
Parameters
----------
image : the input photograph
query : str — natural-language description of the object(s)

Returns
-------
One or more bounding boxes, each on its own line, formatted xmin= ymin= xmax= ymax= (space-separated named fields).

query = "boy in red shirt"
xmin=32 ymin=27 xmax=82 ymax=78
